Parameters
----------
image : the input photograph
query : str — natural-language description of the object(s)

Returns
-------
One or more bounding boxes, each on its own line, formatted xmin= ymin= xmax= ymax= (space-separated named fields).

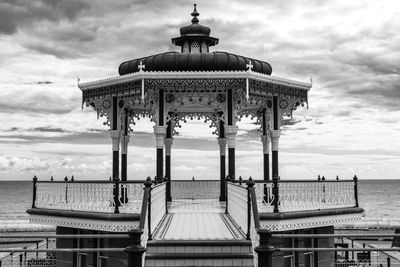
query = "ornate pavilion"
xmin=27 ymin=5 xmax=364 ymax=267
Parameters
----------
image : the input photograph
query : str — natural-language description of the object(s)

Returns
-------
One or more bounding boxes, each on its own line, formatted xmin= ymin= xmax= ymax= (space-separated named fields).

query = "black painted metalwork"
xmin=228 ymin=148 xmax=235 ymax=180
xmin=32 ymin=175 xmax=37 ymax=208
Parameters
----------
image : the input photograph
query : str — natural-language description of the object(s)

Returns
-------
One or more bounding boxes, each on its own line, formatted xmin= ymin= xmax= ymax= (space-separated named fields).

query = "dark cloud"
xmin=0 ymin=0 xmax=90 ymax=35
xmin=32 ymin=127 xmax=64 ymax=133
xmin=37 ymin=81 xmax=53 ymax=85
xmin=25 ymin=43 xmax=82 ymax=59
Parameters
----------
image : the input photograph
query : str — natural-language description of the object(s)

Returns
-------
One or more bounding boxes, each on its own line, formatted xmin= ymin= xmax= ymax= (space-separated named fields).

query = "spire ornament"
xmin=191 ymin=4 xmax=199 ymax=24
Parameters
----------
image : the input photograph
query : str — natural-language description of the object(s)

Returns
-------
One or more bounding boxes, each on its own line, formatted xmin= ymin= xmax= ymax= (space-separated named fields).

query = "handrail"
xmin=249 ymin=183 xmax=260 ymax=230
xmin=36 ymin=180 xmax=146 ymax=184
xmin=139 ymin=179 xmax=152 ymax=230
xmin=234 ymin=179 xmax=355 ymax=183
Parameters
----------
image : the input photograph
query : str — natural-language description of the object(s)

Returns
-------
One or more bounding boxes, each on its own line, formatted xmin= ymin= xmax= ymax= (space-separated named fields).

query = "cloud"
xmin=0 ymin=0 xmax=90 ymax=35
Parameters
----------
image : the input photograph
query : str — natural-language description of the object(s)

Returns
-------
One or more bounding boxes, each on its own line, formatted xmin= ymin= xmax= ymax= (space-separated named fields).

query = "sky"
xmin=0 ymin=0 xmax=399 ymax=181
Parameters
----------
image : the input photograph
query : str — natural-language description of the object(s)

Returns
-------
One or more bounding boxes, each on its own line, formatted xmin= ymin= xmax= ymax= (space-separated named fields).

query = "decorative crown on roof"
xmin=171 ymin=4 xmax=219 ymax=53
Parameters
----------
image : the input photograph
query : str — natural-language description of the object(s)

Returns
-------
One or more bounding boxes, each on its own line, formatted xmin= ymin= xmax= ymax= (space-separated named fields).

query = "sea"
xmin=0 ymin=180 xmax=399 ymax=222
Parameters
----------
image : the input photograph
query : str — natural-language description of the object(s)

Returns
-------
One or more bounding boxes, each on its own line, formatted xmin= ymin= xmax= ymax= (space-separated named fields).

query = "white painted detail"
xmin=226 ymin=125 xmax=238 ymax=148
xmin=109 ymin=130 xmax=121 ymax=151
xmin=121 ymin=135 xmax=130 ymax=154
xmin=164 ymin=138 xmax=173 ymax=156
xmin=78 ymin=70 xmax=312 ymax=91
xmin=259 ymin=212 xmax=363 ymax=232
xmin=270 ymin=129 xmax=281 ymax=151
xmin=29 ymin=214 xmax=140 ymax=232
xmin=261 ymin=134 xmax=270 ymax=154
xmin=154 ymin=126 xmax=167 ymax=148
xmin=217 ymin=138 xmax=227 ymax=156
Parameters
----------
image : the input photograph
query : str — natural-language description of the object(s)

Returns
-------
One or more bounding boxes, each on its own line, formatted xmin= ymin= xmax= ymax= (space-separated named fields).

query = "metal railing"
xmin=0 ymin=238 xmax=56 ymax=267
xmin=32 ymin=176 xmax=145 ymax=214
xmin=247 ymin=175 xmax=359 ymax=213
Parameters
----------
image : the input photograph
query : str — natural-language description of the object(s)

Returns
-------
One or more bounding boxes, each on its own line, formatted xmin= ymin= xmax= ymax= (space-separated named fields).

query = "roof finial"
xmin=191 ymin=3 xmax=199 ymax=24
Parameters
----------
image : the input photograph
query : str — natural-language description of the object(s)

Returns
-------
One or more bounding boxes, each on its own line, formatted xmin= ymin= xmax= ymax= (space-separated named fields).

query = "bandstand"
xmin=27 ymin=5 xmax=364 ymax=267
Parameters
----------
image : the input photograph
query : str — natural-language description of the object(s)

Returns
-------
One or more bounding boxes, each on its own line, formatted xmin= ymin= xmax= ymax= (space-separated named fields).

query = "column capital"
xmin=217 ymin=138 xmax=227 ymax=156
xmin=270 ymin=130 xmax=281 ymax=151
xmin=121 ymin=135 xmax=131 ymax=154
xmin=109 ymin=130 xmax=122 ymax=151
xmin=164 ymin=138 xmax=173 ymax=156
xmin=226 ymin=125 xmax=238 ymax=148
xmin=154 ymin=125 xmax=167 ymax=148
xmin=261 ymin=134 xmax=270 ymax=154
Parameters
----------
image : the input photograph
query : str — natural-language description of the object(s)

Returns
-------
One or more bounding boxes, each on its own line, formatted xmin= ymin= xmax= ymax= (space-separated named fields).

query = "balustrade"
xmin=148 ymin=182 xmax=166 ymax=239
xmin=33 ymin=179 xmax=145 ymax=214
xmin=252 ymin=177 xmax=358 ymax=213
xmin=227 ymin=182 xmax=249 ymax=237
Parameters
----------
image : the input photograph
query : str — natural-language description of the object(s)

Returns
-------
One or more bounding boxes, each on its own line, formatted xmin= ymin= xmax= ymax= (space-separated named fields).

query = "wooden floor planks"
xmin=158 ymin=199 xmax=239 ymax=240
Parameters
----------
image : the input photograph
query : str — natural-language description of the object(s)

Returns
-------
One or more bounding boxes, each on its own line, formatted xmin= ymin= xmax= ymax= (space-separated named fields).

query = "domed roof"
xmin=118 ymin=51 xmax=272 ymax=75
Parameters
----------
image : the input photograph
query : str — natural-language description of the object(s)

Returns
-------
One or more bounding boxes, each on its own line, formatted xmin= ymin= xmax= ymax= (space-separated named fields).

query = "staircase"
xmin=145 ymin=239 xmax=254 ymax=267
xmin=144 ymin=199 xmax=254 ymax=267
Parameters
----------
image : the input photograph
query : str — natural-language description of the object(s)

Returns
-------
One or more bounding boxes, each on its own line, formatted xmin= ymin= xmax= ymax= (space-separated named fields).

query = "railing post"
xmin=246 ymin=177 xmax=255 ymax=240
xmin=144 ymin=177 xmax=153 ymax=240
xmin=353 ymin=175 xmax=359 ymax=207
xmin=113 ymin=176 xmax=120 ymax=214
xmin=272 ymin=175 xmax=279 ymax=213
xmin=64 ymin=176 xmax=68 ymax=204
xmin=32 ymin=175 xmax=38 ymax=208
xmin=254 ymin=229 xmax=275 ymax=267
xmin=125 ymin=229 xmax=146 ymax=267
xmin=387 ymin=256 xmax=391 ymax=267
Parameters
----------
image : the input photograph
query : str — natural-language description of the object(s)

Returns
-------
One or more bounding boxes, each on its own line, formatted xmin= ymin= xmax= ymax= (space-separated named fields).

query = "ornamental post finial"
xmin=191 ymin=3 xmax=199 ymax=24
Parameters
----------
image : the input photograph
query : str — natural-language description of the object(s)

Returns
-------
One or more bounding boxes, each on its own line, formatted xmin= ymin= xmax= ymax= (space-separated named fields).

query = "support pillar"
xmin=271 ymin=96 xmax=280 ymax=179
xmin=121 ymin=135 xmax=130 ymax=181
xmin=154 ymin=126 xmax=166 ymax=180
xmin=226 ymin=125 xmax=238 ymax=180
xmin=261 ymin=134 xmax=270 ymax=181
xmin=110 ymin=130 xmax=121 ymax=180
xmin=270 ymin=130 xmax=281 ymax=179
xmin=164 ymin=137 xmax=173 ymax=201
xmin=110 ymin=96 xmax=120 ymax=180
xmin=218 ymin=138 xmax=227 ymax=201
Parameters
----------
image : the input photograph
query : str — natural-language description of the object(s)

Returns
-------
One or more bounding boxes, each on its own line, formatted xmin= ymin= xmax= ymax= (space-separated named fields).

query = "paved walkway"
xmin=154 ymin=199 xmax=242 ymax=240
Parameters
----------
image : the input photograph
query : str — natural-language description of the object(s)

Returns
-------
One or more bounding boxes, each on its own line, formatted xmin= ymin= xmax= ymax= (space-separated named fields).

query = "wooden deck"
xmin=153 ymin=200 xmax=243 ymax=240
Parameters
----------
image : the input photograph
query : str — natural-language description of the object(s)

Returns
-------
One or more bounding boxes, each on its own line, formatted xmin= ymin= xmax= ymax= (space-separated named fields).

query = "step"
xmin=145 ymin=239 xmax=254 ymax=267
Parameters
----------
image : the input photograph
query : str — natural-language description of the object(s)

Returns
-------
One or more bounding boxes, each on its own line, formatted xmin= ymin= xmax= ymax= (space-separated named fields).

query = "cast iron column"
xmin=154 ymin=126 xmax=166 ymax=180
xmin=261 ymin=134 xmax=270 ymax=181
xmin=164 ymin=137 xmax=173 ymax=201
xmin=271 ymin=96 xmax=280 ymax=179
xmin=110 ymin=97 xmax=120 ymax=180
xmin=261 ymin=107 xmax=270 ymax=181
xmin=218 ymin=137 xmax=227 ymax=201
xmin=155 ymin=89 xmax=165 ymax=180
xmin=226 ymin=88 xmax=237 ymax=180
xmin=121 ymin=111 xmax=130 ymax=182
xmin=226 ymin=126 xmax=238 ymax=180
xmin=270 ymin=130 xmax=280 ymax=179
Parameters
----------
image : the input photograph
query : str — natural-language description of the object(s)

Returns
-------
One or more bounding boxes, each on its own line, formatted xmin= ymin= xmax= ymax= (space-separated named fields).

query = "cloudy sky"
xmin=0 ymin=0 xmax=399 ymax=181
